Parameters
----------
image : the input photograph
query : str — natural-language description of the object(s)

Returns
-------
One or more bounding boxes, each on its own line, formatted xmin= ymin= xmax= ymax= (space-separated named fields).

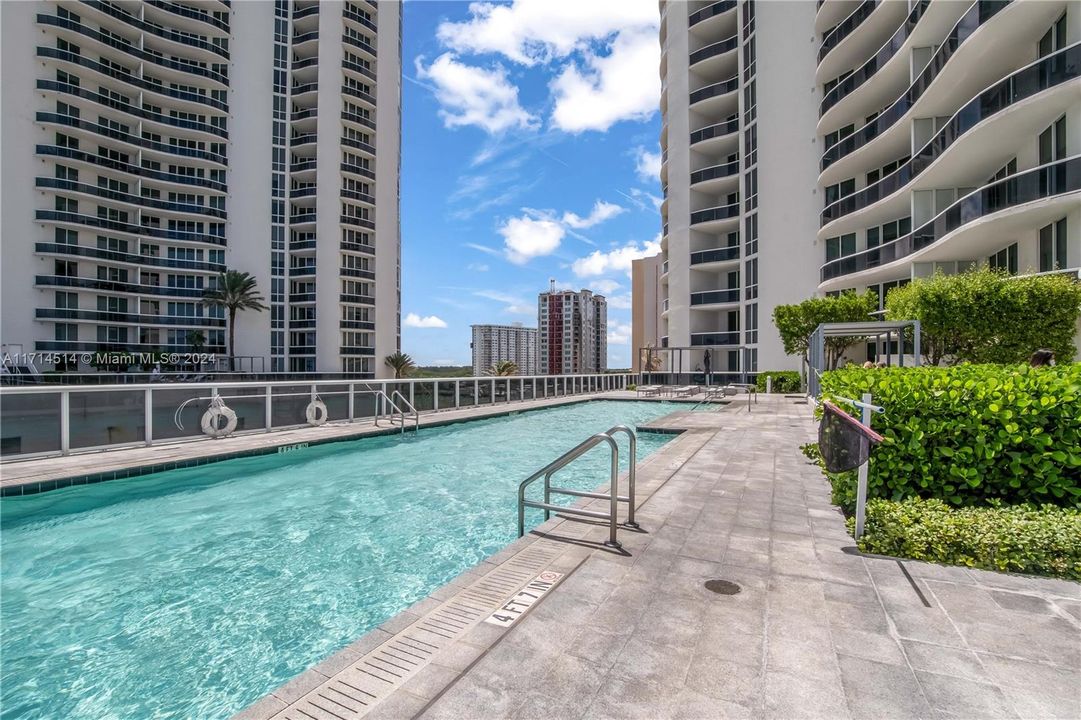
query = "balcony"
xmin=689 ymin=0 xmax=736 ymax=27
xmin=690 ymin=331 xmax=740 ymax=346
xmin=689 ymin=35 xmax=738 ymax=67
xmin=691 ymin=289 xmax=741 ymax=306
xmin=689 ymin=77 xmax=738 ymax=106
xmin=820 ymin=0 xmax=931 ymax=117
xmin=821 ymin=43 xmax=1081 ymax=228
xmin=818 ymin=0 xmax=879 ymax=63
xmin=820 ymin=156 xmax=1081 ymax=282
xmin=691 ymin=246 xmax=740 ymax=265
xmin=690 ymin=202 xmax=740 ymax=230
xmin=690 ymin=160 xmax=740 ymax=190
xmin=820 ymin=0 xmax=1012 ymax=173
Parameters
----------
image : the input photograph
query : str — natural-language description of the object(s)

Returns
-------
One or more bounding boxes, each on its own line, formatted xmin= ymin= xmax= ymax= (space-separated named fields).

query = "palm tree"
xmin=202 ymin=270 xmax=267 ymax=371
xmin=487 ymin=360 xmax=519 ymax=376
xmin=643 ymin=344 xmax=663 ymax=372
xmin=384 ymin=351 xmax=415 ymax=378
xmin=186 ymin=330 xmax=206 ymax=371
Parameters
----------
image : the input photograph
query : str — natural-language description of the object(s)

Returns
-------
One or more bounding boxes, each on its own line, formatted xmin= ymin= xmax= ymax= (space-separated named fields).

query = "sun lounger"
xmin=674 ymin=385 xmax=699 ymax=398
xmin=636 ymin=384 xmax=662 ymax=397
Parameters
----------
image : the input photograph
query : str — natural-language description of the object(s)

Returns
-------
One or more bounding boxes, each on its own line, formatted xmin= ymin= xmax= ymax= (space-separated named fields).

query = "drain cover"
xmin=704 ymin=579 xmax=741 ymax=595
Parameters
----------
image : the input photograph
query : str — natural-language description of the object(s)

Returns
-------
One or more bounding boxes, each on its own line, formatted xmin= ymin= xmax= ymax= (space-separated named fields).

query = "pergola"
xmin=807 ymin=320 xmax=921 ymax=396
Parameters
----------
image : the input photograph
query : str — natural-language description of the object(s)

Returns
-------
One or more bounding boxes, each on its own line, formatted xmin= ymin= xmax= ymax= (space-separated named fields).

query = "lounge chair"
xmin=674 ymin=385 xmax=699 ymax=398
xmin=636 ymin=384 xmax=662 ymax=398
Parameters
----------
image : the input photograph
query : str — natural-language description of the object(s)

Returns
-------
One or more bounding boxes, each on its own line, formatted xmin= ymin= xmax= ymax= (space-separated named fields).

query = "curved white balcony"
xmin=820 ymin=44 xmax=1081 ymax=238
xmin=690 ymin=160 xmax=740 ymax=194
xmin=819 ymin=0 xmax=1065 ymax=185
xmin=690 ymin=201 xmax=740 ymax=233
xmin=819 ymin=157 xmax=1081 ymax=289
xmin=817 ymin=0 xmax=908 ymax=86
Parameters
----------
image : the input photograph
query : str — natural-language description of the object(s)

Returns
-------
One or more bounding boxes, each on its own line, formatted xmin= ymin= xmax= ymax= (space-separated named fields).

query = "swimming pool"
xmin=0 ymin=400 xmax=678 ymax=719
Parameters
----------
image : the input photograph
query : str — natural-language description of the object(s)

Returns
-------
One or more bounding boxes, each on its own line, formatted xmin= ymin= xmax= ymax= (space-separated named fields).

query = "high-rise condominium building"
xmin=470 ymin=323 xmax=538 ymax=376
xmin=538 ymin=288 xmax=607 ymax=374
xmin=0 ymin=0 xmax=402 ymax=377
xmin=653 ymin=0 xmax=1079 ymax=374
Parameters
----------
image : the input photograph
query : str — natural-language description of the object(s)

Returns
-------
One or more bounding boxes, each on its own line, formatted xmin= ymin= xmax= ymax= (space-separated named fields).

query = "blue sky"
xmin=400 ymin=0 xmax=662 ymax=368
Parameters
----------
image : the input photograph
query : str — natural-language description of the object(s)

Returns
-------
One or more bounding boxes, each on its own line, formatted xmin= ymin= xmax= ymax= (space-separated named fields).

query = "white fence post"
xmin=854 ymin=392 xmax=873 ymax=541
xmin=144 ymin=388 xmax=153 ymax=446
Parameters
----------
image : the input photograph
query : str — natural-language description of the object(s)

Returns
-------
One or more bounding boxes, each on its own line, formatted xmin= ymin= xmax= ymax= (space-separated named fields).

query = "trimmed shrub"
xmin=854 ymin=498 xmax=1081 ymax=581
xmin=820 ymin=364 xmax=1081 ymax=508
xmin=756 ymin=371 xmax=801 ymax=393
xmin=885 ymin=268 xmax=1081 ymax=365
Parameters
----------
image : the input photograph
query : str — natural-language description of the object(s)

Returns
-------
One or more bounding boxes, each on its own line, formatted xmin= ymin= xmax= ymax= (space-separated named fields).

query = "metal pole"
xmin=144 ymin=388 xmax=153 ymax=446
xmin=854 ymin=392 xmax=873 ymax=541
xmin=348 ymin=383 xmax=355 ymax=421
xmin=606 ymin=444 xmax=621 ymax=549
xmin=59 ymin=390 xmax=70 ymax=455
xmin=913 ymin=320 xmax=921 ymax=366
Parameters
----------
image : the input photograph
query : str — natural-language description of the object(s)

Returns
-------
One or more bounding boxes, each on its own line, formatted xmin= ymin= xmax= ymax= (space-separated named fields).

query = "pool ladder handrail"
xmin=517 ymin=425 xmax=638 ymax=549
xmin=357 ymin=389 xmax=417 ymax=433
xmin=390 ymin=390 xmax=420 ymax=432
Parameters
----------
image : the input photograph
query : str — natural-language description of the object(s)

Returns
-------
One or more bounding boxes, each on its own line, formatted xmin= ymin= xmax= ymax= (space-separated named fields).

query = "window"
xmin=988 ymin=243 xmax=1018 ymax=275
xmin=97 ymin=236 xmax=128 ymax=253
xmin=825 ymin=233 xmax=856 ymax=261
xmin=1039 ymin=116 xmax=1066 ymax=164
xmin=1039 ymin=218 xmax=1068 ymax=272
xmin=55 ymin=260 xmax=77 ymax=277
xmin=55 ymin=323 xmax=78 ymax=342
xmin=98 ymin=296 xmax=128 ymax=313
xmin=55 ymin=196 xmax=78 ymax=213
xmin=55 ymin=291 xmax=78 ymax=309
xmin=55 ymin=228 xmax=78 ymax=245
xmin=1038 ymin=13 xmax=1067 ymax=57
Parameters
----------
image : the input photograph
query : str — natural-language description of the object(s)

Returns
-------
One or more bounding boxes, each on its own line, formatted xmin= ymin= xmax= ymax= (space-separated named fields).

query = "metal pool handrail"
xmin=390 ymin=389 xmax=419 ymax=432
xmin=517 ymin=426 xmax=639 ymax=548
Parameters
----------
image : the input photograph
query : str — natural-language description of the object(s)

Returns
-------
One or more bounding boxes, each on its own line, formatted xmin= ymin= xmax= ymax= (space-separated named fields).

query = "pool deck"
xmin=0 ymin=391 xmax=708 ymax=493
xmin=235 ymin=393 xmax=1080 ymax=720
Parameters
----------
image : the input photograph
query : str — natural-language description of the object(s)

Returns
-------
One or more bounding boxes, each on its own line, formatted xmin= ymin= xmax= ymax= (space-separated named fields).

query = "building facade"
xmin=0 ymin=0 xmax=401 ymax=377
xmin=631 ymin=253 xmax=663 ymax=372
xmin=538 ymin=288 xmax=607 ymax=374
xmin=470 ymin=323 xmax=537 ymax=376
xmin=654 ymin=0 xmax=1080 ymax=374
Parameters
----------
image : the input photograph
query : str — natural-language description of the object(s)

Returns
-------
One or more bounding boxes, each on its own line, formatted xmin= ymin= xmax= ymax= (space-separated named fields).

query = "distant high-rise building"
xmin=0 ymin=0 xmax=402 ymax=377
xmin=538 ymin=286 xmax=607 ymax=374
xmin=631 ymin=254 xmax=663 ymax=372
xmin=470 ymin=323 xmax=537 ymax=376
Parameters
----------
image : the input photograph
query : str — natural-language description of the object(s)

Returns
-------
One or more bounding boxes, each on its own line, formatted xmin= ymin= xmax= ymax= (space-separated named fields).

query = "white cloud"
xmin=436 ymin=0 xmax=658 ymax=66
xmin=404 ymin=313 xmax=448 ymax=329
xmin=591 ymin=279 xmax=622 ymax=295
xmin=607 ymin=293 xmax=632 ymax=310
xmin=607 ymin=319 xmax=632 ymax=345
xmin=499 ymin=215 xmax=566 ymax=264
xmin=467 ymin=263 xmax=490 ymax=272
xmin=464 ymin=242 xmax=501 ymax=256
xmin=561 ymin=200 xmax=624 ymax=229
xmin=571 ymin=234 xmax=662 ymax=277
xmin=634 ymin=146 xmax=662 ymax=183
xmin=550 ymin=28 xmax=661 ymax=133
xmin=474 ymin=289 xmax=536 ymax=316
xmin=415 ymin=53 xmax=537 ymax=134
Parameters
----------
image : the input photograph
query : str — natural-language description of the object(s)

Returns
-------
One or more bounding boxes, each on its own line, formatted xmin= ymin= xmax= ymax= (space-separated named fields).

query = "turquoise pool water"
xmin=1 ymin=400 xmax=677 ymax=719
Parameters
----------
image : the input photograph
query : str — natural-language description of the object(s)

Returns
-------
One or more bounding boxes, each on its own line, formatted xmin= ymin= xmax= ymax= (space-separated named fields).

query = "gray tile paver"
xmin=222 ymin=394 xmax=1079 ymax=720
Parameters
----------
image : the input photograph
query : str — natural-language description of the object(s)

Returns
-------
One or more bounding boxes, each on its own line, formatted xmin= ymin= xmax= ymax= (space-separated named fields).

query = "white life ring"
xmin=201 ymin=403 xmax=237 ymax=438
xmin=306 ymin=399 xmax=328 ymax=426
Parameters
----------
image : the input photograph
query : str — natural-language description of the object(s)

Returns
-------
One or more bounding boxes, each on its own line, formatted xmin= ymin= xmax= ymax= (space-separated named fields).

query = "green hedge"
xmin=820 ymin=364 xmax=1081 ymax=508
xmin=854 ymin=498 xmax=1081 ymax=581
xmin=756 ymin=371 xmax=801 ymax=393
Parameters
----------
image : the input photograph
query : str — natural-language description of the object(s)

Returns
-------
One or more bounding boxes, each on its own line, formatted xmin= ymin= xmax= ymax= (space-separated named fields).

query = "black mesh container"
xmin=819 ymin=401 xmax=880 ymax=473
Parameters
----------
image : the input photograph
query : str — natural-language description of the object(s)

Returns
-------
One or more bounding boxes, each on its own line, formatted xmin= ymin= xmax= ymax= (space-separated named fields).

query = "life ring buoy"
xmin=201 ymin=402 xmax=237 ymax=438
xmin=306 ymin=398 xmax=328 ymax=426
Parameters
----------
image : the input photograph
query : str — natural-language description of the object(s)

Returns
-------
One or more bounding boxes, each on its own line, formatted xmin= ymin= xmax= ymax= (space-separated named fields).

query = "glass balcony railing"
xmin=690 ymin=331 xmax=740 ymax=346
xmin=820 ymin=156 xmax=1081 ymax=281
xmin=35 ymin=243 xmax=225 ymax=273
xmin=36 ymin=308 xmax=226 ymax=327
xmin=819 ymin=0 xmax=879 ymax=63
xmin=690 ymin=118 xmax=739 ymax=145
xmin=689 ymin=35 xmax=738 ymax=66
xmin=147 ymin=0 xmax=230 ymax=33
xmin=82 ymin=0 xmax=230 ymax=59
xmin=36 ymin=178 xmax=226 ymax=219
xmin=690 ymin=160 xmax=740 ymax=185
xmin=36 ymin=145 xmax=226 ymax=191
xmin=821 ymin=0 xmax=1011 ymax=171
xmin=36 ymin=210 xmax=225 ymax=246
xmin=36 ymin=275 xmax=209 ymax=298
xmin=689 ymin=0 xmax=737 ymax=27
xmin=820 ymin=0 xmax=930 ymax=116
xmin=691 ymin=246 xmax=740 ymax=264
xmin=37 ymin=113 xmax=226 ymax=165
xmin=690 ymin=77 xmax=739 ymax=105
xmin=690 ymin=203 xmax=740 ymax=225
xmin=691 ymin=289 xmax=741 ymax=305
xmin=822 ymin=43 xmax=1080 ymax=226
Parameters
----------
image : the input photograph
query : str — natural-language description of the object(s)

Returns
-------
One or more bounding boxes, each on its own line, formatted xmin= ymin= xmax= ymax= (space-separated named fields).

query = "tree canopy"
xmin=885 ymin=268 xmax=1081 ymax=365
xmin=772 ymin=291 xmax=878 ymax=370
